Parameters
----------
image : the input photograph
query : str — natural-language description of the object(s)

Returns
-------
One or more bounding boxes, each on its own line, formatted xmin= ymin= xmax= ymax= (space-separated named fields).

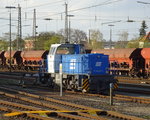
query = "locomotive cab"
xmin=47 ymin=44 xmax=85 ymax=73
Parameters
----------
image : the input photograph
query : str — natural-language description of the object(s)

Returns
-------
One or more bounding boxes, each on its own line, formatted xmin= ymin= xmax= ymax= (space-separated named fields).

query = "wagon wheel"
xmin=129 ymin=68 xmax=137 ymax=77
xmin=143 ymin=72 xmax=149 ymax=79
xmin=20 ymin=65 xmax=25 ymax=70
xmin=24 ymin=66 xmax=28 ymax=71
xmin=17 ymin=65 xmax=22 ymax=70
xmin=143 ymin=75 xmax=149 ymax=79
xmin=29 ymin=66 xmax=33 ymax=71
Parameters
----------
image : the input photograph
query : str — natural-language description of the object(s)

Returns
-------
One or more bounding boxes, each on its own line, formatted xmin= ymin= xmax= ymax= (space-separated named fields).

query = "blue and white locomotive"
xmin=44 ymin=43 xmax=116 ymax=93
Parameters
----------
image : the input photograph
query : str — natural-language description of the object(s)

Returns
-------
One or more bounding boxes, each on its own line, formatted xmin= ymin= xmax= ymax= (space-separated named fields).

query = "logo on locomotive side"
xmin=96 ymin=62 xmax=102 ymax=66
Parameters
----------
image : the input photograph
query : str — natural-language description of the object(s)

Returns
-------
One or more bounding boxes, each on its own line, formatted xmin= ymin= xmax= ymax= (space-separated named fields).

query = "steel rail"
xmin=0 ymin=100 xmax=56 ymax=120
xmin=0 ymin=86 xmax=144 ymax=120
xmin=0 ymin=92 xmax=105 ymax=120
xmin=0 ymin=100 xmax=91 ymax=120
xmin=65 ymin=91 xmax=150 ymax=104
xmin=116 ymin=76 xmax=150 ymax=84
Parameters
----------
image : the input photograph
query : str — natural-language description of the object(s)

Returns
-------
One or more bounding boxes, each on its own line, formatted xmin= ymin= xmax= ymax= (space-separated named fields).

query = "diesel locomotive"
xmin=46 ymin=43 xmax=116 ymax=93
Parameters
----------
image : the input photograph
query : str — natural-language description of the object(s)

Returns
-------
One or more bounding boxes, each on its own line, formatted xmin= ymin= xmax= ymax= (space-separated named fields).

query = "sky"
xmin=0 ymin=0 xmax=150 ymax=42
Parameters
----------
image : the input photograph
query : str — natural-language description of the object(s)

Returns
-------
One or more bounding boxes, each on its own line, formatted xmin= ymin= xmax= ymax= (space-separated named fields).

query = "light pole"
xmin=5 ymin=6 xmax=16 ymax=72
xmin=65 ymin=3 xmax=68 ymax=43
xmin=44 ymin=18 xmax=53 ymax=32
xmin=108 ymin=24 xmax=114 ymax=49
xmin=67 ymin=15 xmax=74 ymax=43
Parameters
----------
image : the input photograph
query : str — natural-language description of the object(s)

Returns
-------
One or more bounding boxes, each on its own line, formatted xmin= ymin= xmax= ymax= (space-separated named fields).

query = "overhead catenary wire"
xmin=0 ymin=0 xmax=124 ymax=21
xmin=69 ymin=0 xmax=123 ymax=12
xmin=22 ymin=0 xmax=65 ymax=9
xmin=33 ymin=0 xmax=124 ymax=20
xmin=0 ymin=0 xmax=64 ymax=15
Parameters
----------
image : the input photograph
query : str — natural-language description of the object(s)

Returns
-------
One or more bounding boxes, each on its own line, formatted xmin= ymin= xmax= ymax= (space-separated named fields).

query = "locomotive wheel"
xmin=18 ymin=66 xmax=22 ymax=70
xmin=70 ymin=84 xmax=75 ymax=90
xmin=70 ymin=84 xmax=78 ymax=91
xmin=142 ymin=72 xmax=149 ymax=79
xmin=129 ymin=69 xmax=137 ymax=77
xmin=65 ymin=79 xmax=72 ymax=90
xmin=24 ymin=66 xmax=29 ymax=71
xmin=143 ymin=75 xmax=149 ymax=79
xmin=129 ymin=73 xmax=135 ymax=77
xmin=62 ymin=79 xmax=68 ymax=89
xmin=47 ymin=77 xmax=54 ymax=88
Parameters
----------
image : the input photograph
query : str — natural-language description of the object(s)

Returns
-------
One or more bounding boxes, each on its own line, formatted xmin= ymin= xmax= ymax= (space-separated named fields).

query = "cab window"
xmin=56 ymin=46 xmax=75 ymax=54
xmin=80 ymin=46 xmax=86 ymax=54
xmin=49 ymin=47 xmax=56 ymax=55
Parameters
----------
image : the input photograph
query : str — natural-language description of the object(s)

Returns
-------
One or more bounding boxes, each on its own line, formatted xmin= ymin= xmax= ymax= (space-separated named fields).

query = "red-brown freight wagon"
xmin=21 ymin=50 xmax=48 ymax=70
xmin=141 ymin=48 xmax=150 ymax=77
xmin=0 ymin=51 xmax=6 ymax=67
xmin=4 ymin=51 xmax=22 ymax=69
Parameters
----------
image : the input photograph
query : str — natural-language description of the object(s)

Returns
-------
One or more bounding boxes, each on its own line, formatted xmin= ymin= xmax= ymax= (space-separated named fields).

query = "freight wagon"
xmin=92 ymin=48 xmax=150 ymax=78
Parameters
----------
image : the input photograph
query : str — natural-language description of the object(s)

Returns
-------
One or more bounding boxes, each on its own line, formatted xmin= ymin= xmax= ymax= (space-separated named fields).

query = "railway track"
xmin=1 ymin=72 xmax=150 ymax=84
xmin=0 ymin=85 xmax=145 ymax=120
xmin=65 ymin=90 xmax=150 ymax=104
xmin=117 ymin=76 xmax=150 ymax=84
xmin=0 ymin=72 xmax=150 ymax=104
xmin=0 ymin=72 xmax=38 ymax=85
xmin=118 ymin=83 xmax=150 ymax=95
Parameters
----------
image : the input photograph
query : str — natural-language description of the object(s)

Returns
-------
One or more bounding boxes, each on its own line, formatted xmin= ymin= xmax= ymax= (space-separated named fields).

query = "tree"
xmin=32 ymin=32 xmax=63 ymax=50
xmin=34 ymin=32 xmax=55 ymax=50
xmin=139 ymin=20 xmax=148 ymax=37
xmin=89 ymin=29 xmax=104 ymax=49
xmin=44 ymin=35 xmax=62 ymax=50
xmin=118 ymin=31 xmax=128 ymax=42
xmin=90 ymin=29 xmax=103 ymax=42
xmin=0 ymin=33 xmax=16 ymax=51
xmin=115 ymin=31 xmax=128 ymax=48
xmin=126 ymin=37 xmax=139 ymax=48
xmin=12 ymin=39 xmax=25 ymax=50
xmin=143 ymin=41 xmax=150 ymax=48
xmin=24 ymin=32 xmax=63 ymax=50
xmin=0 ymin=40 xmax=8 ymax=50
xmin=3 ymin=32 xmax=17 ymax=42
xmin=71 ymin=29 xmax=87 ymax=43
xmin=58 ymin=28 xmax=87 ymax=44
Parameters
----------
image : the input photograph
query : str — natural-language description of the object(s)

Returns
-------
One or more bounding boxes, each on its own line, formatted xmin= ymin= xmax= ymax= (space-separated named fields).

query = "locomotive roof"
xmin=50 ymin=43 xmax=84 ymax=47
